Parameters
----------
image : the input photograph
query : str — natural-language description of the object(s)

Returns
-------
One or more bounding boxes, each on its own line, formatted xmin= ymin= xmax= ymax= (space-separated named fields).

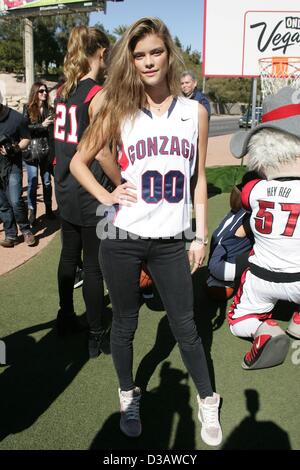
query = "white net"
xmin=259 ymin=57 xmax=300 ymax=99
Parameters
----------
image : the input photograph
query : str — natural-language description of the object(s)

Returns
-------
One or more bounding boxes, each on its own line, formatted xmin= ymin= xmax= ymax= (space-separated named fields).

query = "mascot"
xmin=228 ymin=86 xmax=300 ymax=370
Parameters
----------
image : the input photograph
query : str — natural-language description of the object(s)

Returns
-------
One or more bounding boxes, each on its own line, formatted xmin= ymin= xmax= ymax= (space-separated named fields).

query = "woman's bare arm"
xmin=189 ymin=103 xmax=209 ymax=273
xmin=89 ymin=91 xmax=121 ymax=187
xmin=70 ymin=124 xmax=136 ymax=207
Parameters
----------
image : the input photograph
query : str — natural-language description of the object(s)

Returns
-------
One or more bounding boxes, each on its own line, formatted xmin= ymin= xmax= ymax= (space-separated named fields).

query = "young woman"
xmin=70 ymin=18 xmax=222 ymax=446
xmin=23 ymin=82 xmax=55 ymax=224
xmin=54 ymin=26 xmax=118 ymax=357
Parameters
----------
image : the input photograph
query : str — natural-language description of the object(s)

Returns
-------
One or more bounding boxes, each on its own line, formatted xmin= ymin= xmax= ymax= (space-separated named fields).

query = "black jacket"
xmin=0 ymin=105 xmax=29 ymax=187
xmin=22 ymin=104 xmax=54 ymax=163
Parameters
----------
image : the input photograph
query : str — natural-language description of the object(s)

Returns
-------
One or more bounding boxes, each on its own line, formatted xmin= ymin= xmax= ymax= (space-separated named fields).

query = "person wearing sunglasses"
xmin=22 ymin=82 xmax=55 ymax=225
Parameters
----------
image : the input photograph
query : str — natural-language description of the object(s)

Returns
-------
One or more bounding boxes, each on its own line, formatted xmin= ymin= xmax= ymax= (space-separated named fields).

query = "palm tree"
xmin=113 ymin=25 xmax=128 ymax=37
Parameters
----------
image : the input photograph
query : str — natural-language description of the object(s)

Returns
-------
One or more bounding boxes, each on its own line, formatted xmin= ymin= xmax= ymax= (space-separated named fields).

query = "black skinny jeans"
xmin=58 ymin=218 xmax=104 ymax=331
xmin=100 ymin=235 xmax=213 ymax=399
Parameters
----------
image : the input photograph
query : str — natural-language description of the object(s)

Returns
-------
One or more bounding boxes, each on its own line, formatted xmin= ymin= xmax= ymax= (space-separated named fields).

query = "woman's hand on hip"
xmin=108 ymin=181 xmax=137 ymax=206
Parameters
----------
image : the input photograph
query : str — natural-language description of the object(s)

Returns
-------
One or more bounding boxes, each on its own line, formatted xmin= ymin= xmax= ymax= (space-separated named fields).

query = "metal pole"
xmin=241 ymin=78 xmax=256 ymax=167
xmin=24 ymin=18 xmax=34 ymax=100
xmin=251 ymin=78 xmax=257 ymax=129
xmin=202 ymin=76 xmax=206 ymax=94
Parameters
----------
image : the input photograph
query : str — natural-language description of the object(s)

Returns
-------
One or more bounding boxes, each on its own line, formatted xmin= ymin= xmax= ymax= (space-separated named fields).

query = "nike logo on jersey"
xmin=181 ymin=117 xmax=191 ymax=121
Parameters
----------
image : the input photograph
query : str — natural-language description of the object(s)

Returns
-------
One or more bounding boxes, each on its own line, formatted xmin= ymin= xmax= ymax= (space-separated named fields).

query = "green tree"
xmin=93 ymin=22 xmax=117 ymax=44
xmin=206 ymin=78 xmax=252 ymax=113
xmin=113 ymin=25 xmax=128 ymax=38
xmin=54 ymin=13 xmax=89 ymax=65
xmin=171 ymin=35 xmax=203 ymax=86
xmin=0 ymin=14 xmax=90 ymax=75
xmin=0 ymin=17 xmax=254 ymax=113
xmin=33 ymin=19 xmax=62 ymax=74
xmin=181 ymin=49 xmax=202 ymax=87
xmin=174 ymin=36 xmax=182 ymax=49
xmin=0 ymin=19 xmax=23 ymax=73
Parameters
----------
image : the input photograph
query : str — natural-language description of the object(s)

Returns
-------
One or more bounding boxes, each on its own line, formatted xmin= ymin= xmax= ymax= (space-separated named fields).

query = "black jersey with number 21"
xmin=54 ymin=78 xmax=111 ymax=226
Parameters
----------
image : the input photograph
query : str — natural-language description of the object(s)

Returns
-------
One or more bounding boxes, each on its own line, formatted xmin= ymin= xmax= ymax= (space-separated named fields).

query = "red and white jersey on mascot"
xmin=242 ymin=178 xmax=300 ymax=273
xmin=114 ymin=97 xmax=199 ymax=237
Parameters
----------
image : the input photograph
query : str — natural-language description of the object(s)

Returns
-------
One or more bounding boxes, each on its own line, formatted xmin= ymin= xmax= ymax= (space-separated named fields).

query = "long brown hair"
xmin=27 ymin=82 xmax=49 ymax=122
xmin=79 ymin=17 xmax=185 ymax=152
xmin=60 ymin=25 xmax=110 ymax=100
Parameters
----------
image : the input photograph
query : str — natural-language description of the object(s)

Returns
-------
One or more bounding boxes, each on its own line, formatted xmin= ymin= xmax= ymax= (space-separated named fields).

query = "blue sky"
xmin=90 ymin=0 xmax=204 ymax=53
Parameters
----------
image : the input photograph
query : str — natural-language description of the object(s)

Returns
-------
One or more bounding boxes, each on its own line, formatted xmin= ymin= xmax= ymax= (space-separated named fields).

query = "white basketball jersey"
xmin=113 ymin=97 xmax=199 ymax=237
xmin=242 ymin=178 xmax=300 ymax=272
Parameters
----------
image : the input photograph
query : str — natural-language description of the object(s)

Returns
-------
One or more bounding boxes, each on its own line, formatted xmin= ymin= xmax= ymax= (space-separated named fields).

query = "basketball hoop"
xmin=259 ymin=57 xmax=300 ymax=99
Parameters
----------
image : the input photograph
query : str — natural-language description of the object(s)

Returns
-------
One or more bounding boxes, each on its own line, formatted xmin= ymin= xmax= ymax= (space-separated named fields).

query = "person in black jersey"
xmin=54 ymin=26 xmax=119 ymax=357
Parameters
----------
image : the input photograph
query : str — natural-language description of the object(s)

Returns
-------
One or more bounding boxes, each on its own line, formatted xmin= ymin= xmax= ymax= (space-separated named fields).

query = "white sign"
xmin=203 ymin=0 xmax=300 ymax=77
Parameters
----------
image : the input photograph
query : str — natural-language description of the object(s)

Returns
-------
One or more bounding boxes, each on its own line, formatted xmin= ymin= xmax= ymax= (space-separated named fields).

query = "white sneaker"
xmin=119 ymin=387 xmax=142 ymax=437
xmin=197 ymin=392 xmax=222 ymax=446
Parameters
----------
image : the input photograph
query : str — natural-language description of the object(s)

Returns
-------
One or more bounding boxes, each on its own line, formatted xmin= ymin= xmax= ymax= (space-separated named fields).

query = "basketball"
xmin=139 ymin=265 xmax=153 ymax=289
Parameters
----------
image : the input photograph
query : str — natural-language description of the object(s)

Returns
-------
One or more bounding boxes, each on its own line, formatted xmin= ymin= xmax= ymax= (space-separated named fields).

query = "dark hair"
xmin=27 ymin=82 xmax=49 ymax=122
xmin=230 ymin=171 xmax=260 ymax=212
xmin=235 ymin=171 xmax=260 ymax=191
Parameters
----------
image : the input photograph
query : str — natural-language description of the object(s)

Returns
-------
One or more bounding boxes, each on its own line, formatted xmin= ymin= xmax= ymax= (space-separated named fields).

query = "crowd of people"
xmin=1 ymin=16 xmax=300 ymax=449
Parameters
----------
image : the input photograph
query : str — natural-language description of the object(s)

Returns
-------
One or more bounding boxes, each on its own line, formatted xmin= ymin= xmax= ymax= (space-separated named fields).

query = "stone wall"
xmin=5 ymin=95 xmax=27 ymax=112
xmin=0 ymin=73 xmax=56 ymax=111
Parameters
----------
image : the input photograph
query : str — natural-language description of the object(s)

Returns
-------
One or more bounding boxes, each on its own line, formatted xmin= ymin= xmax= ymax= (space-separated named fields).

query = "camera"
xmin=0 ymin=134 xmax=16 ymax=157
xmin=0 ymin=134 xmax=16 ymax=156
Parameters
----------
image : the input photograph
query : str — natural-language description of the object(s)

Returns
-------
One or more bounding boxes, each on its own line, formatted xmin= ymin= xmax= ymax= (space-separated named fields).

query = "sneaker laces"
xmin=120 ymin=389 xmax=141 ymax=421
xmin=200 ymin=396 xmax=220 ymax=427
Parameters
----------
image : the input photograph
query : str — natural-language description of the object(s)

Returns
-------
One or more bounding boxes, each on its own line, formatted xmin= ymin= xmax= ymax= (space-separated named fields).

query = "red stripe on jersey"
xmin=262 ymin=103 xmax=300 ymax=123
xmin=227 ymin=268 xmax=248 ymax=325
xmin=241 ymin=179 xmax=261 ymax=210
xmin=56 ymin=84 xmax=64 ymax=98
xmin=227 ymin=268 xmax=272 ymax=325
xmin=84 ymin=85 xmax=102 ymax=103
xmin=118 ymin=145 xmax=130 ymax=171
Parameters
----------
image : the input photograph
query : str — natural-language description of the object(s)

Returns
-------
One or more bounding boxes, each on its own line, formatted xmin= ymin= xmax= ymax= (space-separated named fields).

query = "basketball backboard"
xmin=203 ymin=0 xmax=300 ymax=77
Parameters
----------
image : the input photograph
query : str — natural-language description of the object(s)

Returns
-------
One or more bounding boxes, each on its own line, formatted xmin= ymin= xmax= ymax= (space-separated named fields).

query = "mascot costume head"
xmin=231 ymin=86 xmax=300 ymax=178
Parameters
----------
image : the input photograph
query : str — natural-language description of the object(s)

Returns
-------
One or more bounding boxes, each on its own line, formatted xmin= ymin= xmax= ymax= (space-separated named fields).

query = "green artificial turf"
xmin=0 ymin=193 xmax=299 ymax=450
xmin=206 ymin=165 xmax=247 ymax=195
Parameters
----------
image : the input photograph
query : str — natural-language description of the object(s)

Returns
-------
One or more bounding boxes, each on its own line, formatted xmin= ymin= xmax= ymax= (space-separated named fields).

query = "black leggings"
xmin=100 ymin=236 xmax=213 ymax=399
xmin=58 ymin=218 xmax=104 ymax=331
